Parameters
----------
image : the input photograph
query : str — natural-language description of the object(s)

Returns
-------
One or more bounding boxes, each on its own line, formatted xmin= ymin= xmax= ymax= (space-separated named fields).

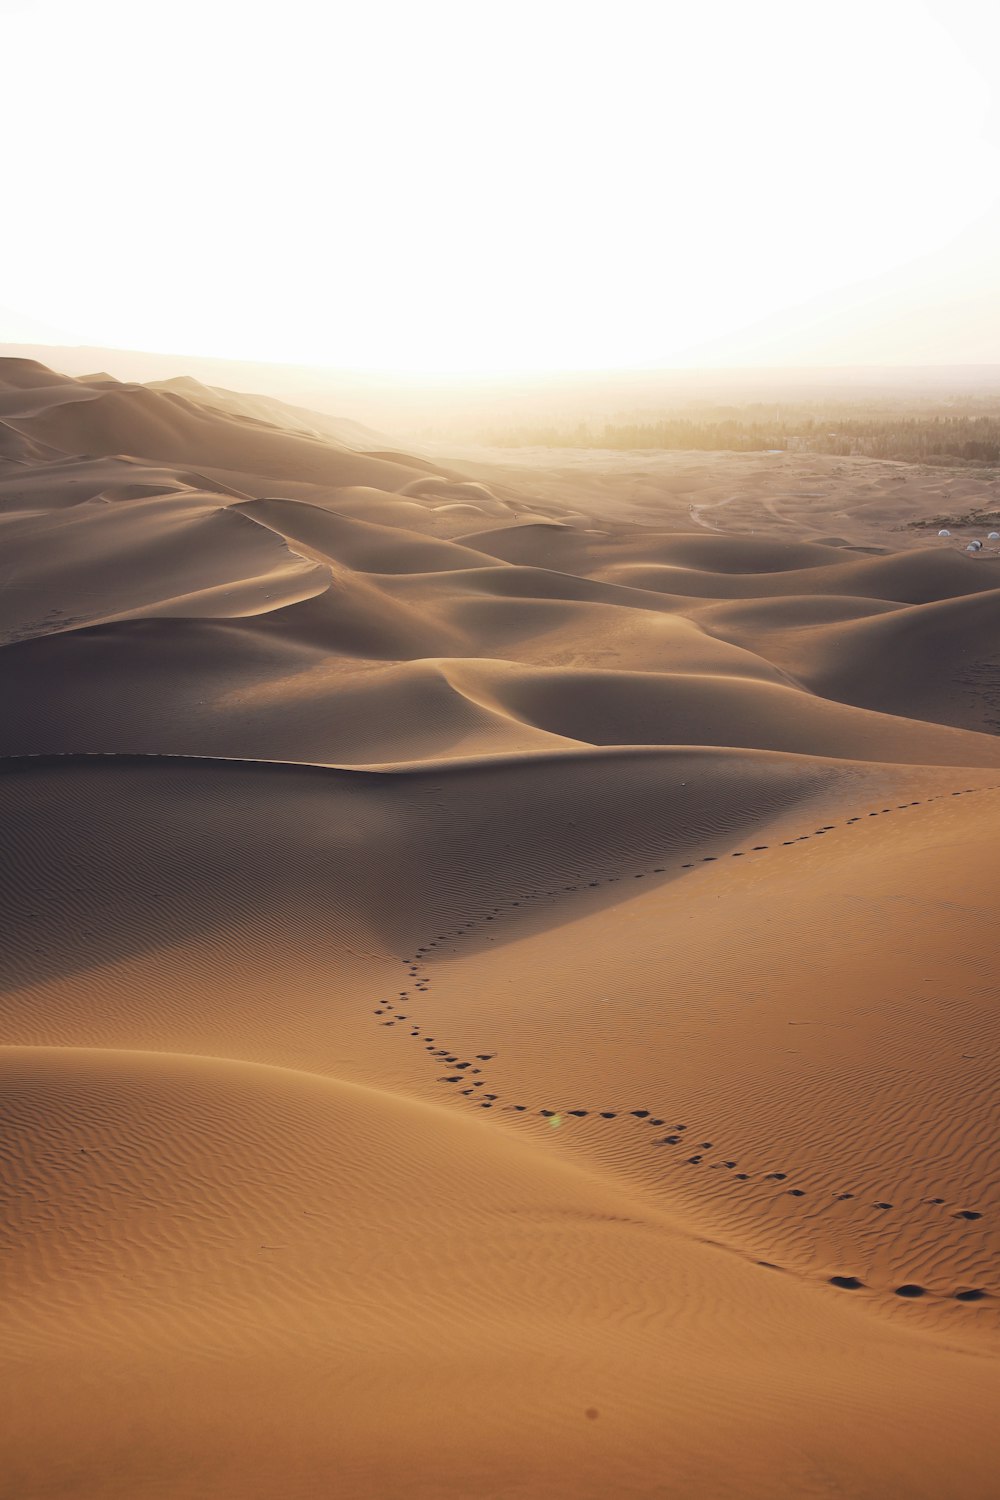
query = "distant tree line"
xmin=478 ymin=405 xmax=1000 ymax=466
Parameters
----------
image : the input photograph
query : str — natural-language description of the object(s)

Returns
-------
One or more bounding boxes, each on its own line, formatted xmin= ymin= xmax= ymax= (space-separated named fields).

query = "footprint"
xmin=766 ymin=1172 xmax=787 ymax=1182
xmin=788 ymin=1188 xmax=806 ymax=1197
xmin=600 ymin=1112 xmax=617 ymax=1119
xmin=955 ymin=1289 xmax=986 ymax=1302
xmin=894 ymin=1284 xmax=926 ymax=1299
xmin=953 ymin=1210 xmax=983 ymax=1221
xmin=687 ymin=1155 xmax=703 ymax=1165
xmin=568 ymin=1109 xmax=588 ymax=1117
xmin=631 ymin=1110 xmax=650 ymax=1119
xmin=829 ymin=1275 xmax=864 ymax=1290
xmin=874 ymin=1202 xmax=893 ymax=1211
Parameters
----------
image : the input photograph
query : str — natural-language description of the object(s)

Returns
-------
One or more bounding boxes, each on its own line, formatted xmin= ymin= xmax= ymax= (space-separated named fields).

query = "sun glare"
xmin=2 ymin=0 xmax=998 ymax=370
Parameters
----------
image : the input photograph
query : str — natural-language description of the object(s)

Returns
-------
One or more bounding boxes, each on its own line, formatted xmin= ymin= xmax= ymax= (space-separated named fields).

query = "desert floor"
xmin=2 ymin=359 xmax=1000 ymax=1499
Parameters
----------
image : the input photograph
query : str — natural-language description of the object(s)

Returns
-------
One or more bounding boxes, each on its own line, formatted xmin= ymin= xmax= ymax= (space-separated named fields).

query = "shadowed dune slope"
xmin=698 ymin=588 xmax=1000 ymax=734
xmin=796 ymin=589 xmax=1000 ymax=733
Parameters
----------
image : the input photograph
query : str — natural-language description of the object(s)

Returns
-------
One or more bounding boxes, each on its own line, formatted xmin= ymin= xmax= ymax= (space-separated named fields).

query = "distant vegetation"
xmin=479 ymin=400 xmax=1000 ymax=467
xmin=910 ymin=509 xmax=1000 ymax=531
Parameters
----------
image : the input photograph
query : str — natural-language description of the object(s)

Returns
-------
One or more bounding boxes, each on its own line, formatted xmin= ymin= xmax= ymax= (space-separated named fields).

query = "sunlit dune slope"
xmin=6 ymin=1038 xmax=999 ymax=1500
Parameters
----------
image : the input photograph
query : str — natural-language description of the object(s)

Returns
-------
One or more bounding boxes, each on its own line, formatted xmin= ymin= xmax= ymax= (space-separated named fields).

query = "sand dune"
xmin=239 ymin=495 xmax=500 ymax=574
xmin=4 ymin=363 xmax=428 ymax=491
xmin=2 ymin=359 xmax=999 ymax=1499
xmin=147 ymin=373 xmax=393 ymax=451
xmin=442 ymin=659 xmax=1000 ymax=765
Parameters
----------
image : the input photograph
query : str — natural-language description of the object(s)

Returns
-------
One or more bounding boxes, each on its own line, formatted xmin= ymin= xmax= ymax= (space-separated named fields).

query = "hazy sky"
xmin=2 ymin=0 xmax=998 ymax=371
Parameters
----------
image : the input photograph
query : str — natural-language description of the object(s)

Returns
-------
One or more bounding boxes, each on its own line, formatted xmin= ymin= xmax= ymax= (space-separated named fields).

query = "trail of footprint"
xmin=826 ymin=1277 xmax=988 ymax=1302
xmin=373 ymin=783 xmax=995 ymax=1294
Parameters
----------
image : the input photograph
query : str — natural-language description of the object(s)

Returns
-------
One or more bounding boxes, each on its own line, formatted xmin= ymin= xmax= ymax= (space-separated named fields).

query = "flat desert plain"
xmin=2 ymin=357 xmax=1000 ymax=1500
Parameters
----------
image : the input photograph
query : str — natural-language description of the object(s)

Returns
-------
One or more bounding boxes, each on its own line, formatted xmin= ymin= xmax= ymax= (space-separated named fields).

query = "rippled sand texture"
xmin=2 ymin=358 xmax=1000 ymax=1499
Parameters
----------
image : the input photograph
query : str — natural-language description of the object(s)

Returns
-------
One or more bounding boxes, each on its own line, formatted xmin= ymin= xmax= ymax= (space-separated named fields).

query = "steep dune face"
xmin=2 ymin=359 xmax=1000 ymax=1500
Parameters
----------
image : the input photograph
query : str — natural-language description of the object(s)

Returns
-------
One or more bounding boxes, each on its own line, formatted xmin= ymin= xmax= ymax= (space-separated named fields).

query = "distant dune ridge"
xmin=2 ymin=356 xmax=1000 ymax=1500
